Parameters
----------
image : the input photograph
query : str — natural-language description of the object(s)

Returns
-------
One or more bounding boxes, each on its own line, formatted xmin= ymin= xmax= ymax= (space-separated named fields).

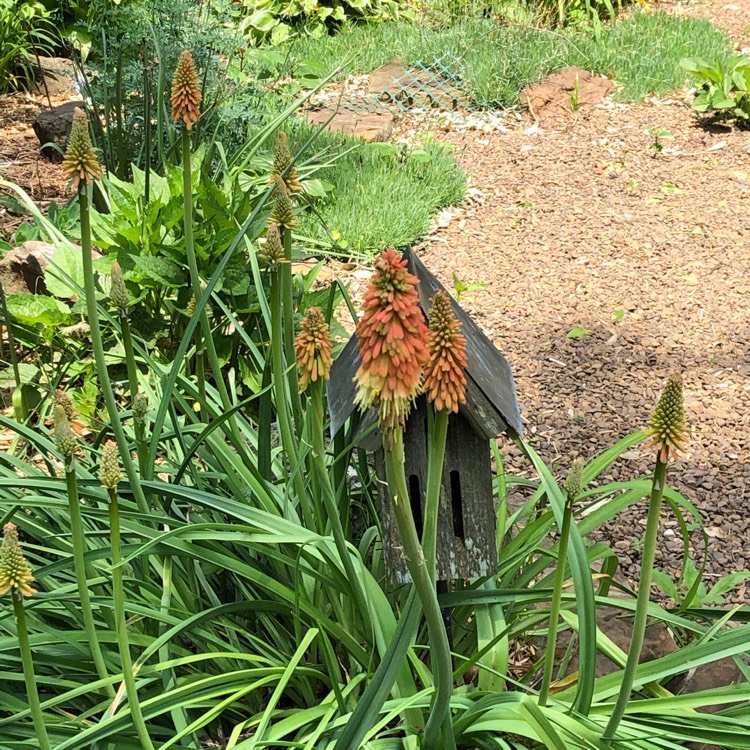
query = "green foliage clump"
xmin=682 ymin=54 xmax=750 ymax=123
xmin=0 ymin=0 xmax=57 ymax=93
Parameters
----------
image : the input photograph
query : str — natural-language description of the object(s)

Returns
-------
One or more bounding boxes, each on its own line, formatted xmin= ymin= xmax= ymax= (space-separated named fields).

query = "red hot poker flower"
xmin=171 ymin=50 xmax=202 ymax=130
xmin=423 ymin=291 xmax=467 ymax=413
xmin=295 ymin=307 xmax=333 ymax=391
xmin=355 ymin=249 xmax=429 ymax=446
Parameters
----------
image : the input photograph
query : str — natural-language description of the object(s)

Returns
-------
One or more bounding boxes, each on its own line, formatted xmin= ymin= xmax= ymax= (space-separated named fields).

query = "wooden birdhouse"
xmin=327 ymin=247 xmax=523 ymax=584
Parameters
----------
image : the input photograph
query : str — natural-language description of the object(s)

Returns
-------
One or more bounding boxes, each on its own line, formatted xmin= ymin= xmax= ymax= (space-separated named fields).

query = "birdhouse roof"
xmin=327 ymin=247 xmax=523 ymax=442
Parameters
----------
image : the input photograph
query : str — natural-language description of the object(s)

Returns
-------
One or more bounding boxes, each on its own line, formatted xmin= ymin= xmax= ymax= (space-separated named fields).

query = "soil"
xmin=0 ymin=89 xmax=73 ymax=239
xmin=417 ymin=0 xmax=750 ymax=603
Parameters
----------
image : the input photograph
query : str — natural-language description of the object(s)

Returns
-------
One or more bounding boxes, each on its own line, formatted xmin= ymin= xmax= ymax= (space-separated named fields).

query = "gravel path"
xmin=419 ymin=0 xmax=750 ymax=602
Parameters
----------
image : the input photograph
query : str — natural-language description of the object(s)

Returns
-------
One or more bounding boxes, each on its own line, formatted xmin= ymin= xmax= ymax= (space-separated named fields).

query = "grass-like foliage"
xmin=285 ymin=10 xmax=733 ymax=106
xmin=1 ymin=91 xmax=749 ymax=749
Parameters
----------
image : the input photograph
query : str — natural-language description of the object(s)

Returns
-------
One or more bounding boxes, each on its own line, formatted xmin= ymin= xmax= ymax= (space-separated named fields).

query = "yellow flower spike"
xmin=644 ymin=374 xmax=687 ymax=463
xmin=0 ymin=523 xmax=36 ymax=598
xmin=259 ymin=224 xmax=286 ymax=271
xmin=270 ymin=131 xmax=303 ymax=194
xmin=99 ymin=441 xmax=122 ymax=490
xmin=295 ymin=307 xmax=333 ymax=391
xmin=171 ymin=50 xmax=202 ymax=130
xmin=269 ymin=175 xmax=297 ymax=231
xmin=61 ymin=108 xmax=101 ymax=191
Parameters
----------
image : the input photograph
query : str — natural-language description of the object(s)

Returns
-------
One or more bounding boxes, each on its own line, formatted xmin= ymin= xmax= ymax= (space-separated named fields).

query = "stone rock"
xmin=305 ymin=107 xmax=395 ymax=143
xmin=0 ymin=241 xmax=56 ymax=295
xmin=520 ymin=67 xmax=615 ymax=123
xmin=559 ymin=606 xmax=678 ymax=678
xmin=32 ymin=101 xmax=84 ymax=162
xmin=34 ymin=57 xmax=79 ymax=98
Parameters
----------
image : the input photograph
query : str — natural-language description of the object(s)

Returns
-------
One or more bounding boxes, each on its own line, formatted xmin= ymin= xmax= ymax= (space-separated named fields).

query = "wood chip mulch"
xmin=417 ymin=0 xmax=750 ymax=603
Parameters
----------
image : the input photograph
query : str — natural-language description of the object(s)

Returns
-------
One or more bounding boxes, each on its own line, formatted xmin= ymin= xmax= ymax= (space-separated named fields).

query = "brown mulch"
xmin=417 ymin=0 xmax=750 ymax=602
xmin=0 ymin=90 xmax=71 ymax=240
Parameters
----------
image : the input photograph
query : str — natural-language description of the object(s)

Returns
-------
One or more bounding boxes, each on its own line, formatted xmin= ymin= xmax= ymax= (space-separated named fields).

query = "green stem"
xmin=602 ymin=456 xmax=668 ymax=741
xmin=270 ymin=269 xmax=309 ymax=516
xmin=384 ymin=432 xmax=456 ymax=750
xmin=181 ymin=130 xmax=237 ymax=435
xmin=108 ymin=488 xmax=156 ymax=750
xmin=13 ymin=593 xmax=51 ymax=750
xmin=79 ymin=187 xmax=148 ymax=515
xmin=538 ymin=492 xmax=574 ymax=707
xmin=423 ymin=409 xmax=449 ymax=581
xmin=65 ymin=459 xmax=115 ymax=698
xmin=310 ymin=382 xmax=369 ymax=624
xmin=281 ymin=226 xmax=303 ymax=432
xmin=119 ymin=313 xmax=149 ymax=474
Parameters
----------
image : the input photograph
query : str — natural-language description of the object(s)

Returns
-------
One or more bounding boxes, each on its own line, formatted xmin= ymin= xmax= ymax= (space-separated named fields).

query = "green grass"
xmin=284 ymin=10 xmax=733 ymax=106
xmin=293 ymin=134 xmax=465 ymax=257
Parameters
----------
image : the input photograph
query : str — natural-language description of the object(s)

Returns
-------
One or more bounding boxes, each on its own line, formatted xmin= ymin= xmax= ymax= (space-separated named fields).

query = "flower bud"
xmin=53 ymin=404 xmax=78 ymax=460
xmin=61 ymin=108 xmax=101 ymax=190
xmin=270 ymin=131 xmax=303 ymax=193
xmin=259 ymin=225 xmax=286 ymax=271
xmin=99 ymin=441 xmax=122 ymax=490
xmin=269 ymin=175 xmax=296 ymax=231
xmin=563 ymin=458 xmax=584 ymax=501
xmin=0 ymin=523 xmax=36 ymax=597
xmin=645 ymin=374 xmax=686 ymax=463
xmin=109 ymin=261 xmax=130 ymax=311
xmin=133 ymin=392 xmax=148 ymax=426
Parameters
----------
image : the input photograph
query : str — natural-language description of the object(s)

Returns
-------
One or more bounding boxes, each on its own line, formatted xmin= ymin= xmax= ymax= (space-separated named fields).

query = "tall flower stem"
xmin=108 ymin=486 xmax=156 ymax=750
xmin=384 ymin=432 xmax=456 ymax=750
xmin=538 ymin=495 xmax=573 ymax=706
xmin=280 ymin=226 xmax=303 ymax=431
xmin=269 ymin=269 xmax=309 ymax=515
xmin=118 ymin=313 xmax=149 ymax=473
xmin=180 ymin=130 xmax=235 ymax=422
xmin=65 ymin=461 xmax=114 ymax=697
xmin=12 ymin=594 xmax=51 ymax=750
xmin=602 ymin=455 xmax=668 ymax=740
xmin=423 ymin=409 xmax=449 ymax=580
xmin=309 ymin=381 xmax=369 ymax=623
xmin=79 ymin=187 xmax=148 ymax=515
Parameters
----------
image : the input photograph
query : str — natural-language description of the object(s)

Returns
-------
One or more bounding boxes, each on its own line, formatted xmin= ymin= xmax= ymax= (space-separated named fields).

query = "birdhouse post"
xmin=327 ymin=247 xmax=523 ymax=584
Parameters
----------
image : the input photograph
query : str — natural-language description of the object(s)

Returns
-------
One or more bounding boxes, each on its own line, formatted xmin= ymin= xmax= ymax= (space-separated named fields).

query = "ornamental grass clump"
xmin=355 ymin=250 xmax=456 ymax=750
xmin=1 ymin=523 xmax=50 ymax=750
xmin=604 ymin=374 xmax=687 ymax=740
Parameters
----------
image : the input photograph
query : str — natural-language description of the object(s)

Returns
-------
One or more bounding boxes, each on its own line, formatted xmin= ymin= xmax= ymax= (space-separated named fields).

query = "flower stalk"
xmin=355 ymin=252 xmax=456 ymax=750
xmin=63 ymin=109 xmax=149 ymax=515
xmin=101 ymin=442 xmax=156 ymax=750
xmin=296 ymin=308 xmax=369 ymax=624
xmin=538 ymin=458 xmax=584 ymax=707
xmin=603 ymin=375 xmax=686 ymax=741
xmin=54 ymin=406 xmax=114 ymax=697
xmin=1 ymin=523 xmax=50 ymax=750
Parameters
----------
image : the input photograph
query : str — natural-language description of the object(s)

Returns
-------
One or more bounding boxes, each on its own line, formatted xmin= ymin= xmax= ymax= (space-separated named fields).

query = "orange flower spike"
xmin=171 ymin=50 xmax=202 ymax=130
xmin=355 ymin=249 xmax=429 ymax=446
xmin=423 ymin=291 xmax=467 ymax=413
xmin=295 ymin=307 xmax=333 ymax=391
xmin=644 ymin=374 xmax=687 ymax=463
